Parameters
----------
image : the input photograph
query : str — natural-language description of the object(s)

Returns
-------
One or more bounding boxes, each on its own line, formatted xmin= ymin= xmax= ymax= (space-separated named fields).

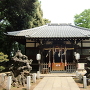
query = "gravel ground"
xmin=74 ymin=78 xmax=90 ymax=90
xmin=0 ymin=76 xmax=42 ymax=90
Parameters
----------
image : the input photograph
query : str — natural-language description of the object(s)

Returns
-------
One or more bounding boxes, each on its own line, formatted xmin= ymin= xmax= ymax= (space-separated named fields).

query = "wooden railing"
xmin=40 ymin=62 xmax=76 ymax=73
xmin=41 ymin=63 xmax=51 ymax=74
xmin=66 ymin=63 xmax=76 ymax=73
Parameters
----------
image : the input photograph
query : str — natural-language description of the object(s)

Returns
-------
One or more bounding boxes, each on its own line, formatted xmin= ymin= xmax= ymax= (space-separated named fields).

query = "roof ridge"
xmin=70 ymin=24 xmax=90 ymax=31
xmin=47 ymin=23 xmax=71 ymax=26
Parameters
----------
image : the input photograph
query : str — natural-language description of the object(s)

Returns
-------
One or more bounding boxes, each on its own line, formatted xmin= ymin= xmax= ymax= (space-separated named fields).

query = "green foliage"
xmin=0 ymin=0 xmax=50 ymax=57
xmin=0 ymin=0 xmax=51 ymax=72
xmin=32 ymin=0 xmax=45 ymax=27
xmin=0 ymin=52 xmax=9 ymax=62
xmin=74 ymin=9 xmax=90 ymax=78
xmin=0 ymin=52 xmax=9 ymax=71
xmin=43 ymin=18 xmax=51 ymax=24
xmin=74 ymin=9 xmax=90 ymax=28
xmin=0 ymin=66 xmax=5 ymax=72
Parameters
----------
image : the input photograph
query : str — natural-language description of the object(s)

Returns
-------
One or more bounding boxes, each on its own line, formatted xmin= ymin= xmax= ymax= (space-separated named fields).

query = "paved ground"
xmin=0 ymin=73 xmax=82 ymax=90
xmin=40 ymin=73 xmax=76 ymax=77
xmin=33 ymin=77 xmax=80 ymax=90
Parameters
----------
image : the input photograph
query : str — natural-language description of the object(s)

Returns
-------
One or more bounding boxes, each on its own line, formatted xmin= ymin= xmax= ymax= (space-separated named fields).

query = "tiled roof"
xmin=6 ymin=23 xmax=90 ymax=38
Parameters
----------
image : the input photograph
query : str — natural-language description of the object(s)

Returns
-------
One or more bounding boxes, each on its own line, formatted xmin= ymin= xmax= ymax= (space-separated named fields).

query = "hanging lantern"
xmin=74 ymin=52 xmax=76 ymax=56
xmin=75 ymin=53 xmax=80 ymax=60
xmin=36 ymin=54 xmax=41 ymax=60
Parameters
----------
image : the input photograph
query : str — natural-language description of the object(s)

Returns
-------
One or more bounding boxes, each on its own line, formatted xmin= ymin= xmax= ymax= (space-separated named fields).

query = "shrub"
xmin=0 ymin=52 xmax=9 ymax=72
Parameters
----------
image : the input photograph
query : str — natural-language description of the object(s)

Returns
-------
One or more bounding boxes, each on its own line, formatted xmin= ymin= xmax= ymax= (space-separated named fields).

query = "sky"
xmin=39 ymin=0 xmax=90 ymax=24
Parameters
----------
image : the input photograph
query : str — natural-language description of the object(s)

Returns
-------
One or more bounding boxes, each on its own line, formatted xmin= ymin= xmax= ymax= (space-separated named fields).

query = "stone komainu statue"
xmin=10 ymin=50 xmax=33 ymax=87
xmin=14 ymin=50 xmax=28 ymax=59
xmin=12 ymin=50 xmax=33 ymax=71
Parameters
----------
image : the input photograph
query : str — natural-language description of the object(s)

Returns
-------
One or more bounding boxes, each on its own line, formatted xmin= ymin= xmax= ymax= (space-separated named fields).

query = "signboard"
xmin=78 ymin=63 xmax=85 ymax=70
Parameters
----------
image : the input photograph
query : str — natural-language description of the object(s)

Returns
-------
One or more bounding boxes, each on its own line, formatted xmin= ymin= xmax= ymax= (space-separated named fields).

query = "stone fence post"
xmin=27 ymin=76 xmax=31 ymax=90
xmin=37 ymin=71 xmax=40 ymax=79
xmin=7 ymin=76 xmax=12 ymax=90
xmin=83 ymin=76 xmax=87 ymax=88
xmin=32 ymin=73 xmax=36 ymax=83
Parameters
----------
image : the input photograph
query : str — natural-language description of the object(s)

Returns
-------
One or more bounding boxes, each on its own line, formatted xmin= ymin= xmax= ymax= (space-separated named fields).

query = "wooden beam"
xmin=43 ymin=48 xmax=74 ymax=50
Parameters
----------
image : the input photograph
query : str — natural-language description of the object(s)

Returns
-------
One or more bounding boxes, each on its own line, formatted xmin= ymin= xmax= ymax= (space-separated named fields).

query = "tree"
xmin=0 ymin=0 xmax=50 ymax=57
xmin=74 ymin=9 xmax=90 ymax=78
xmin=43 ymin=18 xmax=51 ymax=24
xmin=74 ymin=9 xmax=90 ymax=28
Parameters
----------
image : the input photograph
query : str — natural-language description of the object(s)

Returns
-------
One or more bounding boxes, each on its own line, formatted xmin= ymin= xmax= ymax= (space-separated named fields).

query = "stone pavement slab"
xmin=33 ymin=77 xmax=80 ymax=90
xmin=40 ymin=73 xmax=76 ymax=77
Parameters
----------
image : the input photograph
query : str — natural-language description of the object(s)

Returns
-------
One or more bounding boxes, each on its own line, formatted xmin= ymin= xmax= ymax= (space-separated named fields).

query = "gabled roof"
xmin=6 ymin=23 xmax=90 ymax=39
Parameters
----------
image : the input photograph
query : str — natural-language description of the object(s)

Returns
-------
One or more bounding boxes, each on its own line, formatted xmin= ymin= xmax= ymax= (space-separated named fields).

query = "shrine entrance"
xmin=41 ymin=47 xmax=76 ymax=73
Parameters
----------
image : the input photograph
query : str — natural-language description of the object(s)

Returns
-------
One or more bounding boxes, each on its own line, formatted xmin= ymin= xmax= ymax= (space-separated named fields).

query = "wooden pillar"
xmin=81 ymin=40 xmax=83 ymax=54
xmin=53 ymin=47 xmax=55 ymax=63
xmin=65 ymin=47 xmax=67 ymax=66
xmin=49 ymin=49 xmax=51 ymax=63
xmin=49 ymin=49 xmax=51 ymax=72
xmin=61 ymin=47 xmax=63 ymax=63
xmin=74 ymin=39 xmax=77 ymax=52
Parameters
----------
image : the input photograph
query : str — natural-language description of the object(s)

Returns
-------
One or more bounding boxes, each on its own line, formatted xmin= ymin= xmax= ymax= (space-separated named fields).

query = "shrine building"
xmin=6 ymin=23 xmax=90 ymax=73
